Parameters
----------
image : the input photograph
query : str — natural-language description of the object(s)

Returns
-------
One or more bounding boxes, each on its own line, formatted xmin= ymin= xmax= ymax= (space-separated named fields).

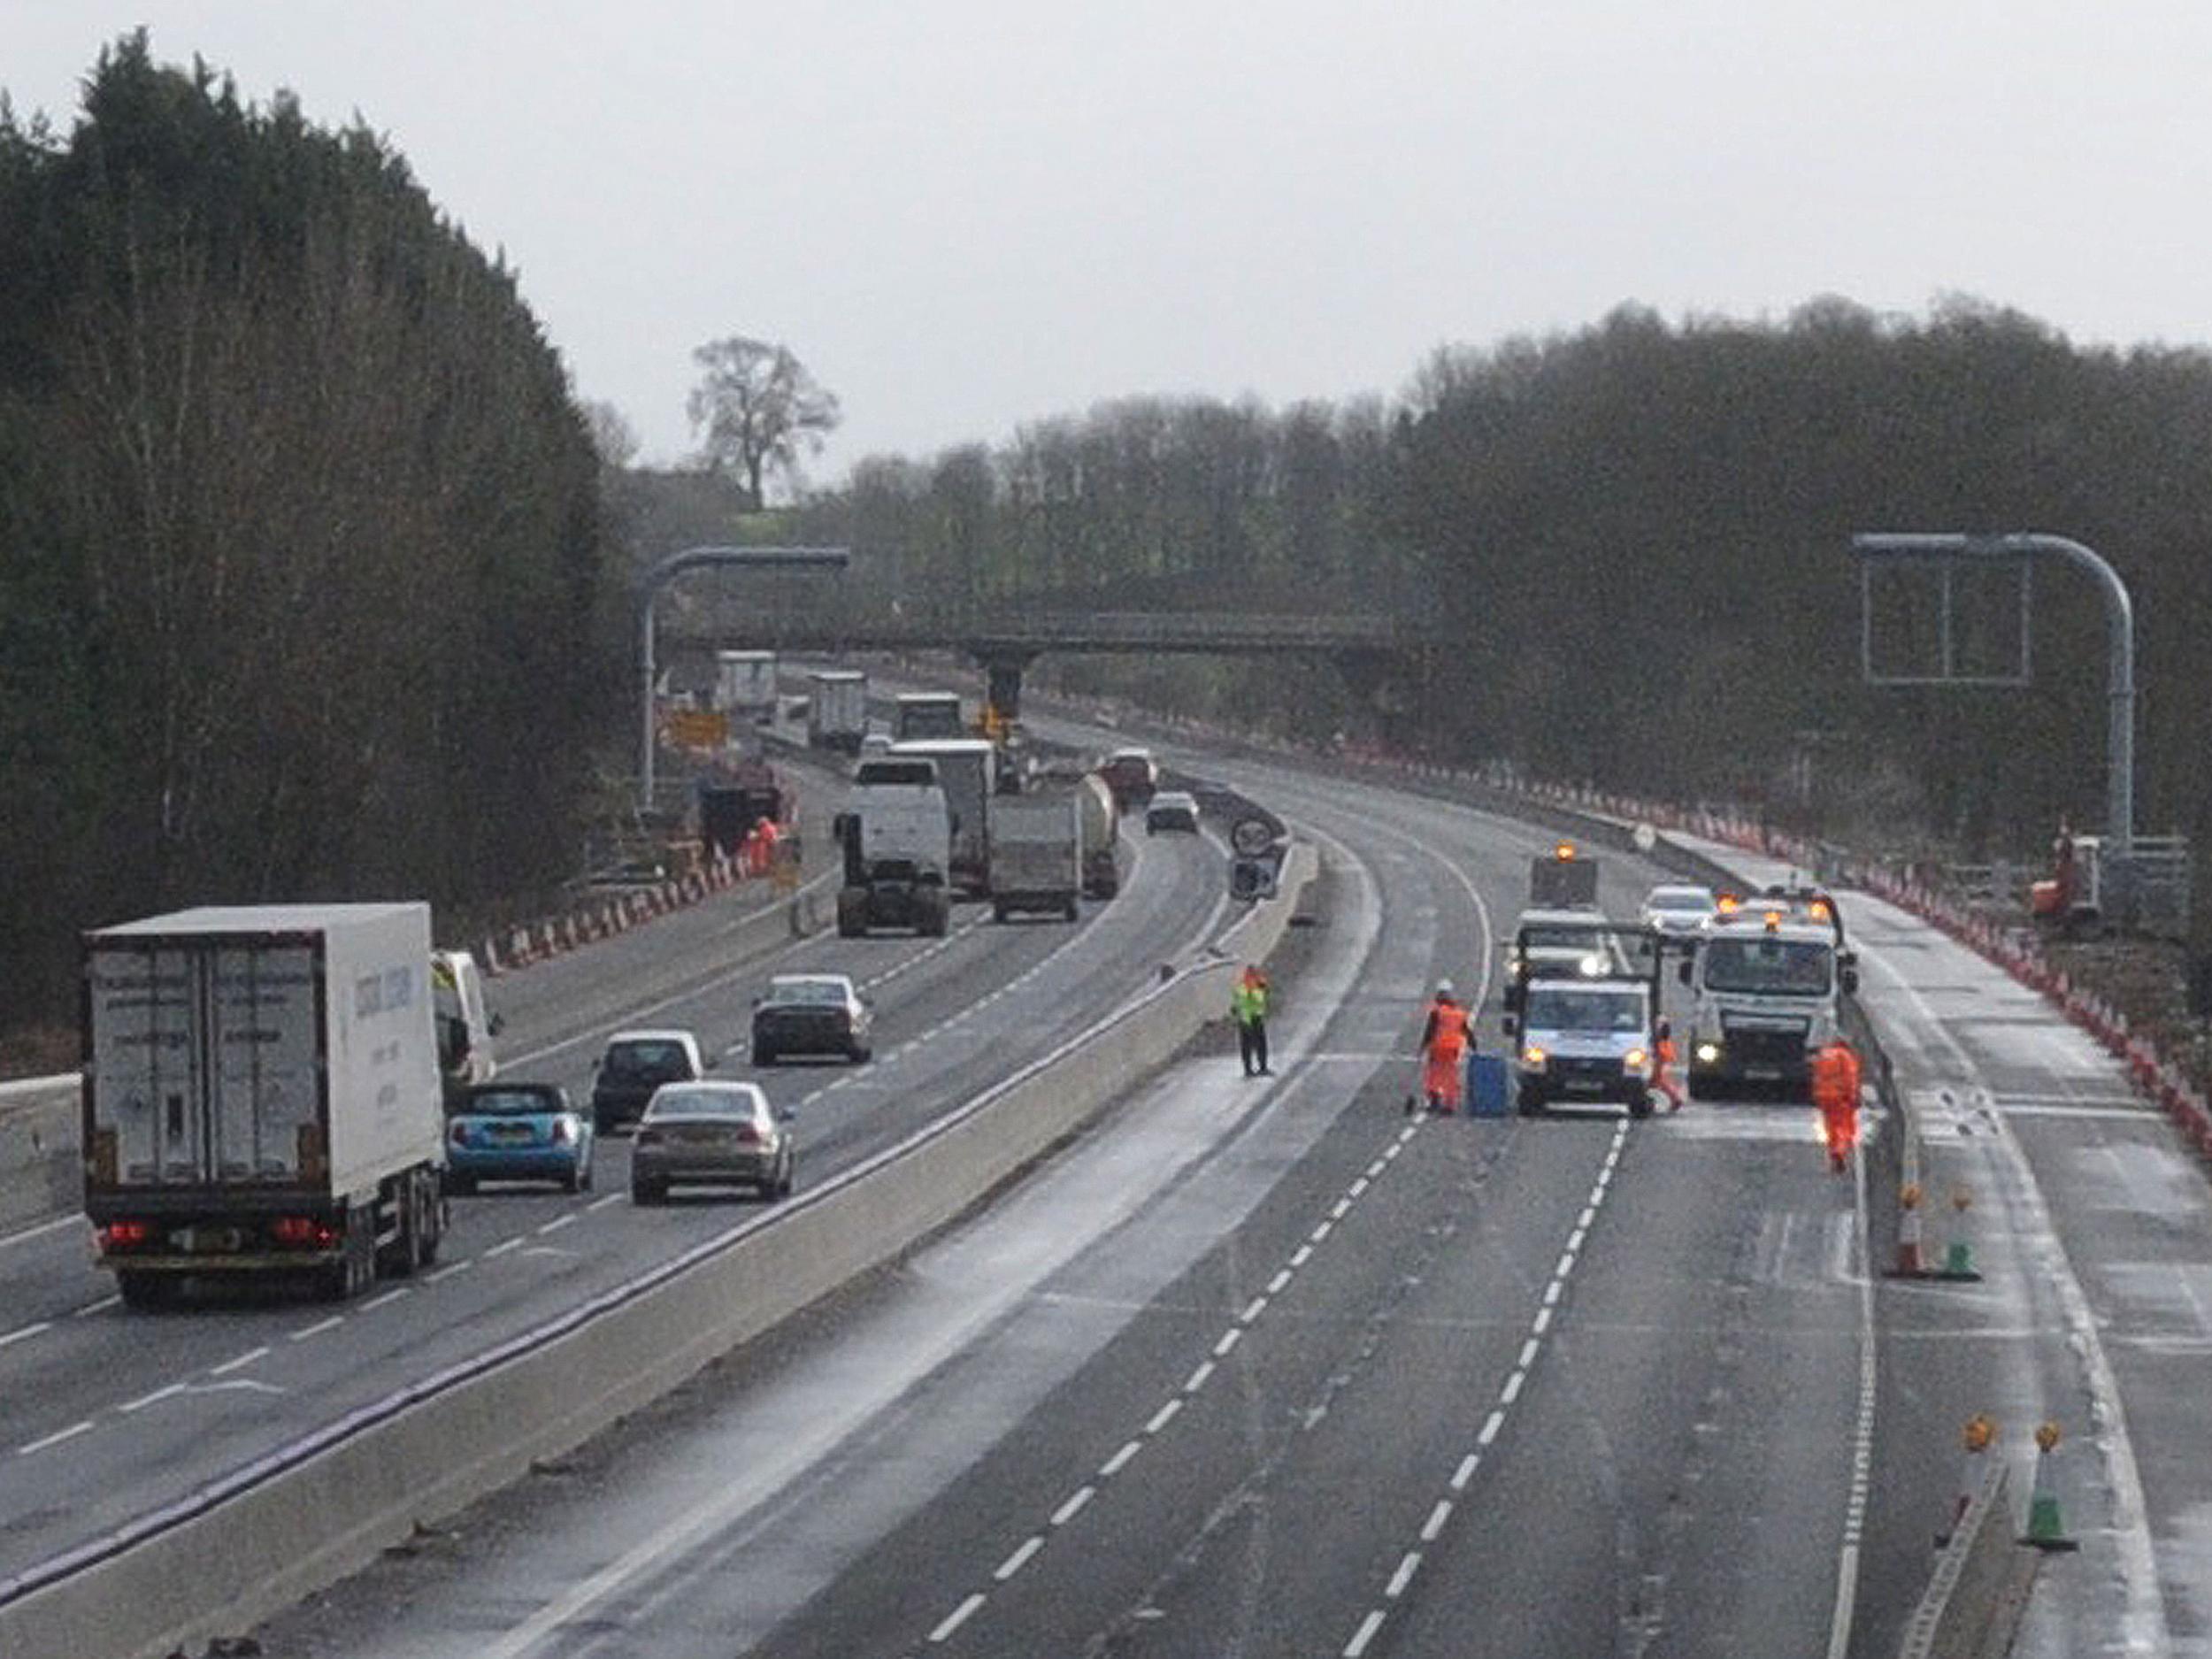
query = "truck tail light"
xmin=271 ymin=1216 xmax=337 ymax=1248
xmin=101 ymin=1219 xmax=154 ymax=1249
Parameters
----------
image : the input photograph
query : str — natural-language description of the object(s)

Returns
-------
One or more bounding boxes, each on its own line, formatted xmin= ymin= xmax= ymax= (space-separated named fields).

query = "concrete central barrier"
xmin=0 ymin=844 xmax=1317 ymax=1659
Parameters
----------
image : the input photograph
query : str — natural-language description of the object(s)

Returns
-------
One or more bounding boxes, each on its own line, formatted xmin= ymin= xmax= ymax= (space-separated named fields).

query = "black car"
xmin=751 ymin=974 xmax=872 ymax=1064
xmin=590 ymin=1030 xmax=708 ymax=1134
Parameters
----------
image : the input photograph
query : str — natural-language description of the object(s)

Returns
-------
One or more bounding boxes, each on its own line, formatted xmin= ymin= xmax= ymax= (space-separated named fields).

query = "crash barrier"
xmin=1897 ymin=1455 xmax=2039 ymax=1659
xmin=480 ymin=850 xmax=830 ymax=977
xmin=0 ymin=846 xmax=1316 ymax=1659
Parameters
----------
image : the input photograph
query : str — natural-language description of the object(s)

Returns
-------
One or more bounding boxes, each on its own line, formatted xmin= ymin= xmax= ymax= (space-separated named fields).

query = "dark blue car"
xmin=446 ymin=1081 xmax=595 ymax=1194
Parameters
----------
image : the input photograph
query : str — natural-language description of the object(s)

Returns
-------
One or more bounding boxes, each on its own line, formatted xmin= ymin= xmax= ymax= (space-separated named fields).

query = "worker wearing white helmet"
xmin=1417 ymin=979 xmax=1472 ymax=1115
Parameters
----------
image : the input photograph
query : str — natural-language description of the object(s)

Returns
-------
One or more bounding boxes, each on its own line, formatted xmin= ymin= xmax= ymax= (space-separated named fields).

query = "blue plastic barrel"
xmin=1468 ymin=1053 xmax=1510 ymax=1118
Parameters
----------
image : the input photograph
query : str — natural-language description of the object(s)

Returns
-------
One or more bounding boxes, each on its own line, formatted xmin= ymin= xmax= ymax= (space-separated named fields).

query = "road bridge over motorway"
xmin=664 ymin=610 xmax=1416 ymax=715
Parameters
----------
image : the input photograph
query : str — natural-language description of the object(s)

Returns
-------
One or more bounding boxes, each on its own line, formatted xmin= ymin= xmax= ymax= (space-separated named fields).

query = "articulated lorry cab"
xmin=836 ymin=757 xmax=953 ymax=936
xmin=1681 ymin=901 xmax=1857 ymax=1100
xmin=82 ymin=903 xmax=449 ymax=1307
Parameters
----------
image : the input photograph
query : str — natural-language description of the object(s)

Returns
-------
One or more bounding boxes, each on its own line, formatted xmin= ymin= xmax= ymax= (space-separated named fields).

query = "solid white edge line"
xmin=1823 ymin=1137 xmax=1878 ymax=1659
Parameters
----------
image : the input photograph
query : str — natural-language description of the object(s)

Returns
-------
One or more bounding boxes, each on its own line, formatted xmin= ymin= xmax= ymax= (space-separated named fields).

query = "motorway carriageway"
xmin=0 ymin=751 xmax=1239 ymax=1594
xmin=253 ymin=722 xmax=1906 ymax=1659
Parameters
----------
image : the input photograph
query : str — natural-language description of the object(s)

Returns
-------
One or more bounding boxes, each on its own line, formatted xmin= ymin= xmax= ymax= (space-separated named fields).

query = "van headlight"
xmin=1695 ymin=1041 xmax=1721 ymax=1064
xmin=1622 ymin=1048 xmax=1650 ymax=1075
xmin=1520 ymin=1045 xmax=1548 ymax=1071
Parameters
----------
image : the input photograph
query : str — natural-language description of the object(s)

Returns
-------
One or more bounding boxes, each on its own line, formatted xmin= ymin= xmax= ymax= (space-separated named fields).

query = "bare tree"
xmin=686 ymin=335 xmax=841 ymax=508
xmin=581 ymin=399 xmax=641 ymax=469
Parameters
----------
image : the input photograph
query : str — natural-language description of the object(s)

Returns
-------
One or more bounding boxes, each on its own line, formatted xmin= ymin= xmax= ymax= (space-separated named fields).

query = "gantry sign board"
xmin=1857 ymin=540 xmax=2033 ymax=687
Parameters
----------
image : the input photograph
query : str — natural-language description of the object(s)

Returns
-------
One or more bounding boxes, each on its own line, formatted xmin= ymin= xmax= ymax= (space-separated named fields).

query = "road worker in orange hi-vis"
xmin=1417 ymin=979 xmax=1473 ymax=1115
xmin=1810 ymin=1036 xmax=1863 ymax=1173
xmin=1654 ymin=1018 xmax=1683 ymax=1112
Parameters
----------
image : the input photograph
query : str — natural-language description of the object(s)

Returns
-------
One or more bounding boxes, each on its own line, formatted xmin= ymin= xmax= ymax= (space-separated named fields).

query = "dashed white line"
xmin=18 ymin=1420 xmax=94 ymax=1455
xmin=538 ymin=1214 xmax=578 ymax=1235
xmin=1146 ymin=1399 xmax=1182 ymax=1435
xmin=994 ymin=1536 xmax=1044 ymax=1581
xmin=1555 ymin=1250 xmax=1577 ymax=1279
xmin=1290 ymin=1245 xmax=1314 ymax=1267
xmin=588 ymin=1194 xmax=621 ymax=1211
xmin=1240 ymin=1296 xmax=1268 ymax=1324
xmin=1050 ymin=1486 xmax=1094 ymax=1526
xmin=1532 ymin=1306 xmax=1554 ymax=1335
xmin=426 ymin=1260 xmax=473 ymax=1283
xmin=209 ymin=1346 xmax=267 ymax=1377
xmin=1267 ymin=1269 xmax=1293 ymax=1295
xmin=1518 ymin=1338 xmax=1540 ymax=1369
xmin=1311 ymin=1221 xmax=1333 ymax=1244
xmin=1451 ymin=1454 xmax=1480 ymax=1491
xmin=1502 ymin=1370 xmax=1525 ymax=1405
xmin=1100 ymin=1440 xmax=1141 ymax=1477
xmin=119 ymin=1382 xmax=187 ymax=1415
xmin=73 ymin=1294 xmax=119 ymax=1319
xmin=1478 ymin=1410 xmax=1504 ymax=1447
xmin=929 ymin=1593 xmax=986 ymax=1643
xmin=1330 ymin=1197 xmax=1353 ymax=1221
xmin=485 ymin=1237 xmax=523 ymax=1258
xmin=1345 ymin=1609 xmax=1387 ymax=1656
xmin=1185 ymin=1359 xmax=1216 ymax=1393
xmin=1213 ymin=1328 xmax=1242 ymax=1358
xmin=361 ymin=1288 xmax=411 ymax=1311
xmin=0 ymin=1320 xmax=52 ymax=1350
xmin=290 ymin=1316 xmax=344 ymax=1341
xmin=1386 ymin=1551 xmax=1422 ymax=1598
xmin=1349 ymin=1177 xmax=1371 ymax=1197
xmin=1420 ymin=1500 xmax=1453 ymax=1542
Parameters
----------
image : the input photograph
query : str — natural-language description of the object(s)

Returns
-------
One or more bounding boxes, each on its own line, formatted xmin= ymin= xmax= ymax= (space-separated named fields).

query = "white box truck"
xmin=988 ymin=795 xmax=1082 ymax=921
xmin=715 ymin=649 xmax=780 ymax=726
xmin=82 ymin=903 xmax=448 ymax=1307
xmin=893 ymin=738 xmax=995 ymax=899
xmin=836 ymin=757 xmax=954 ymax=936
xmin=808 ymin=669 xmax=869 ymax=753
xmin=893 ymin=690 xmax=965 ymax=741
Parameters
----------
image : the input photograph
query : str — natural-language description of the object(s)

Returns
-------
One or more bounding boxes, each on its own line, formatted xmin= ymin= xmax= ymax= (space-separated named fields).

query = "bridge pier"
xmin=975 ymin=649 xmax=1038 ymax=720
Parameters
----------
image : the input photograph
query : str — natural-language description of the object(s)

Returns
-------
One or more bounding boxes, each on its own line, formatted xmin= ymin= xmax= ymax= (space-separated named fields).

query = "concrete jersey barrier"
xmin=0 ymin=843 xmax=1317 ymax=1659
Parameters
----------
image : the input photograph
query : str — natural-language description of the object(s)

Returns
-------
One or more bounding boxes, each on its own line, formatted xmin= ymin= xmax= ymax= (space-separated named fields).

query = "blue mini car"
xmin=446 ymin=1081 xmax=595 ymax=1194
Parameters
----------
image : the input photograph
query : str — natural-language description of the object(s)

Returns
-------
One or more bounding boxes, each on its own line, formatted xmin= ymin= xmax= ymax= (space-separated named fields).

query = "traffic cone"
xmin=2021 ymin=1422 xmax=2080 ymax=1551
xmin=1888 ymin=1183 xmax=1928 ymax=1278
xmin=1938 ymin=1415 xmax=1996 ymax=1547
xmin=1939 ymin=1185 xmax=1983 ymax=1281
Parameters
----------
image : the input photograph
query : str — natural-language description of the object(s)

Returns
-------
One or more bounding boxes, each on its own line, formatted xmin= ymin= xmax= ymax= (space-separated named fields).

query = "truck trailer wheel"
xmin=1627 ymin=1087 xmax=1654 ymax=1120
xmin=921 ymin=892 xmax=951 ymax=937
xmin=117 ymin=1270 xmax=178 ymax=1311
xmin=836 ymin=889 xmax=869 ymax=938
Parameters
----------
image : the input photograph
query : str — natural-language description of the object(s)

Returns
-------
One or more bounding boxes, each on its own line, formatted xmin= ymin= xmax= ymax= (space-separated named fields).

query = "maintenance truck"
xmin=988 ymin=795 xmax=1083 ymax=921
xmin=893 ymin=690 xmax=965 ymax=742
xmin=835 ymin=756 xmax=954 ymax=936
xmin=1681 ymin=900 xmax=1857 ymax=1099
xmin=82 ymin=903 xmax=448 ymax=1308
xmin=807 ymin=669 xmax=869 ymax=752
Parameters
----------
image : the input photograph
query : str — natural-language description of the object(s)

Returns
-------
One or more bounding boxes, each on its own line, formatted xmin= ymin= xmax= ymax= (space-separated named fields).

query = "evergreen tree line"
xmin=792 ymin=298 xmax=2212 ymax=865
xmin=0 ymin=37 xmax=616 ymax=1030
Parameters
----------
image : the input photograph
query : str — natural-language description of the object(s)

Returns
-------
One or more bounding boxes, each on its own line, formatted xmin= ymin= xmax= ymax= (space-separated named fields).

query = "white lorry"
xmin=714 ymin=649 xmax=780 ymax=726
xmin=82 ymin=903 xmax=448 ymax=1307
xmin=988 ymin=795 xmax=1083 ymax=922
xmin=807 ymin=669 xmax=869 ymax=753
xmin=893 ymin=738 xmax=995 ymax=899
xmin=893 ymin=690 xmax=965 ymax=742
xmin=1681 ymin=905 xmax=1856 ymax=1100
xmin=431 ymin=947 xmax=498 ymax=1109
xmin=836 ymin=756 xmax=954 ymax=936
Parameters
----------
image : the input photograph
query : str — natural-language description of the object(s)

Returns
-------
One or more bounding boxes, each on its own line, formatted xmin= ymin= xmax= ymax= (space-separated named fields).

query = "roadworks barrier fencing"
xmin=0 ymin=845 xmax=1315 ymax=1659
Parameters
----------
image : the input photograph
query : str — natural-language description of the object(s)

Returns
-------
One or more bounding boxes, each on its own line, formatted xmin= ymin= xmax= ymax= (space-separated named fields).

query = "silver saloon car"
xmin=629 ymin=1081 xmax=795 ymax=1203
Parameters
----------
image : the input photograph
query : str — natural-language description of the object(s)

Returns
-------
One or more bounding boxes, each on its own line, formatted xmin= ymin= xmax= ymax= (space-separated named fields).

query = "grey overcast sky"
xmin=13 ymin=3 xmax=2212 ymax=483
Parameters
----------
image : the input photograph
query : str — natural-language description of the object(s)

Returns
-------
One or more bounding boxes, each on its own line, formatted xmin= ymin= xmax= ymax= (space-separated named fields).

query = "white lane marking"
xmin=485 ymin=1237 xmax=523 ymax=1258
xmin=18 ymin=1420 xmax=94 ymax=1455
xmin=1345 ymin=1609 xmax=1387 ymax=1657
xmin=1100 ymin=1440 xmax=1141 ymax=1478
xmin=929 ymin=1593 xmax=986 ymax=1644
xmin=1311 ymin=1221 xmax=1333 ymax=1244
xmin=1050 ymin=1486 xmax=1094 ymax=1526
xmin=209 ymin=1346 xmax=267 ymax=1377
xmin=588 ymin=1194 xmax=621 ymax=1212
xmin=1478 ymin=1410 xmax=1504 ymax=1447
xmin=1451 ymin=1454 xmax=1480 ymax=1491
xmin=1865 ymin=942 xmax=2164 ymax=1651
xmin=1213 ymin=1329 xmax=1242 ymax=1359
xmin=1291 ymin=1245 xmax=1314 ymax=1268
xmin=0 ymin=1214 xmax=83 ymax=1253
xmin=1349 ymin=1177 xmax=1371 ymax=1197
xmin=119 ymin=1381 xmax=187 ymax=1415
xmin=538 ymin=1214 xmax=578 ymax=1235
xmin=1185 ymin=1359 xmax=1216 ymax=1393
xmin=361 ymin=1288 xmax=411 ymax=1311
xmin=0 ymin=1320 xmax=52 ymax=1351
xmin=1501 ymin=1371 xmax=1525 ymax=1404
xmin=1146 ymin=1399 xmax=1182 ymax=1435
xmin=1267 ymin=1269 xmax=1293 ymax=1295
xmin=1331 ymin=1197 xmax=1353 ymax=1221
xmin=290 ymin=1316 xmax=343 ymax=1342
xmin=73 ymin=1295 xmax=119 ymax=1319
xmin=1517 ymin=1338 xmax=1540 ymax=1369
xmin=1386 ymin=1551 xmax=1421 ymax=1598
xmin=994 ymin=1536 xmax=1044 ymax=1581
xmin=1240 ymin=1296 xmax=1268 ymax=1324
xmin=1420 ymin=1500 xmax=1453 ymax=1542
xmin=425 ymin=1260 xmax=473 ymax=1283
xmin=1532 ymin=1306 xmax=1553 ymax=1336
xmin=1823 ymin=1133 xmax=1878 ymax=1659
